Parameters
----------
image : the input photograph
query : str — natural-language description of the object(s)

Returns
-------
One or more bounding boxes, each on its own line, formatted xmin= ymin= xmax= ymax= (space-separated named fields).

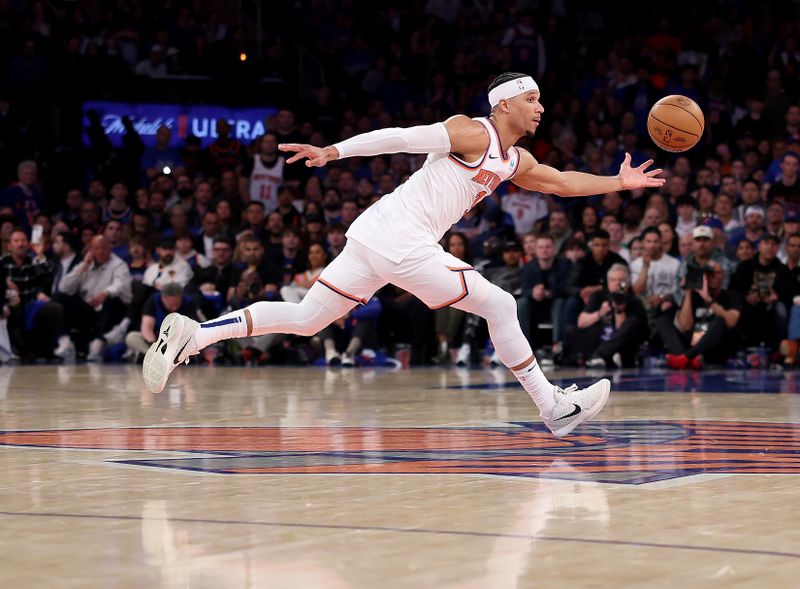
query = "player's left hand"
xmin=279 ymin=143 xmax=339 ymax=167
xmin=619 ymin=153 xmax=665 ymax=190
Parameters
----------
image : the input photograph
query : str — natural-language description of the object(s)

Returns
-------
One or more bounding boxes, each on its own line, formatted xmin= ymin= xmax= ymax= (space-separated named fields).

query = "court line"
xmin=1 ymin=510 xmax=798 ymax=560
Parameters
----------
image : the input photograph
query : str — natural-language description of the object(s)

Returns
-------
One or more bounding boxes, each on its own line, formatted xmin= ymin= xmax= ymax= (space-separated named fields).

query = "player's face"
xmin=511 ymin=91 xmax=543 ymax=137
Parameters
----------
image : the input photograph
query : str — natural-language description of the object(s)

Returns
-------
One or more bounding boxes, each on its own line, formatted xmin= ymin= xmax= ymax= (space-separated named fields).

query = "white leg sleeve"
xmin=451 ymin=271 xmax=533 ymax=368
xmin=248 ymin=296 xmax=342 ymax=338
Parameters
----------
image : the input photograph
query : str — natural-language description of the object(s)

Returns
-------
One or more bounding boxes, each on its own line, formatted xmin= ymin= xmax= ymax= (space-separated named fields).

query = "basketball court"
xmin=1 ymin=364 xmax=799 ymax=588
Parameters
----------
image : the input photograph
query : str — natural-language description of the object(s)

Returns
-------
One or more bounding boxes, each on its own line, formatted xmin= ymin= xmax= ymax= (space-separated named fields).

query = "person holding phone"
xmin=662 ymin=261 xmax=743 ymax=370
xmin=730 ymin=233 xmax=791 ymax=350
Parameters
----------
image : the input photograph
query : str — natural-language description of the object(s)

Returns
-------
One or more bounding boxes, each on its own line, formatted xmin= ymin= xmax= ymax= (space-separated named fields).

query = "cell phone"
xmin=31 ymin=224 xmax=43 ymax=245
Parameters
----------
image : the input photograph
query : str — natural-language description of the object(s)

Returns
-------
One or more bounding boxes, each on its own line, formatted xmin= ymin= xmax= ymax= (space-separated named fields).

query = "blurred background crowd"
xmin=0 ymin=0 xmax=799 ymax=369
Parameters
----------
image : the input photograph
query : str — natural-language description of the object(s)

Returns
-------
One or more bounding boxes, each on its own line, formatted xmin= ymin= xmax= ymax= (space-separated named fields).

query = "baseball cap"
xmin=745 ymin=205 xmax=765 ymax=218
xmin=785 ymin=214 xmax=800 ymax=223
xmin=692 ymin=225 xmax=713 ymax=240
xmin=703 ymin=217 xmax=724 ymax=231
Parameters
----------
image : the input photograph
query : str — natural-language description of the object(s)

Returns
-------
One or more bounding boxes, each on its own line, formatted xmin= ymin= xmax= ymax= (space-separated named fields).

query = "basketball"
xmin=646 ymin=95 xmax=705 ymax=152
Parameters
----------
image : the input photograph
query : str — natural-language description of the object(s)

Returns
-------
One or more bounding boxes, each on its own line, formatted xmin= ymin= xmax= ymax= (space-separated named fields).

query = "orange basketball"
xmin=646 ymin=95 xmax=704 ymax=153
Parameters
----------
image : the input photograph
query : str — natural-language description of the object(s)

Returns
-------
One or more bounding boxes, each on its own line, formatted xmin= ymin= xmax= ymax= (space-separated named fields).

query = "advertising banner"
xmin=83 ymin=101 xmax=278 ymax=148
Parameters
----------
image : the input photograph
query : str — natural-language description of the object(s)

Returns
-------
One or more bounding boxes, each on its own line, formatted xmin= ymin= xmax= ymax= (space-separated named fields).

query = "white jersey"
xmin=630 ymin=254 xmax=681 ymax=298
xmin=249 ymin=155 xmax=284 ymax=213
xmin=346 ymin=117 xmax=522 ymax=262
xmin=502 ymin=189 xmax=549 ymax=236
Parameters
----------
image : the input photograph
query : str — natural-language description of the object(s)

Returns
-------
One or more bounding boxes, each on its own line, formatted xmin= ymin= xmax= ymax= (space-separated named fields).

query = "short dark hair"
xmin=57 ymin=230 xmax=80 ymax=253
xmin=588 ymin=229 xmax=610 ymax=242
xmin=760 ymin=233 xmax=780 ymax=244
xmin=246 ymin=200 xmax=265 ymax=210
xmin=488 ymin=72 xmax=529 ymax=93
xmin=640 ymin=226 xmax=661 ymax=240
xmin=213 ymin=235 xmax=235 ymax=248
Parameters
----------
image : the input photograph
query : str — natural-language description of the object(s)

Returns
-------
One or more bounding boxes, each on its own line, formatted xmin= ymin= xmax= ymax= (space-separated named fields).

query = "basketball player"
xmin=142 ymin=72 xmax=664 ymax=438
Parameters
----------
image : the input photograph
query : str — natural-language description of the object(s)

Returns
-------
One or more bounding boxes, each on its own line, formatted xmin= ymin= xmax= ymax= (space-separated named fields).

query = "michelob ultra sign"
xmin=83 ymin=101 xmax=278 ymax=148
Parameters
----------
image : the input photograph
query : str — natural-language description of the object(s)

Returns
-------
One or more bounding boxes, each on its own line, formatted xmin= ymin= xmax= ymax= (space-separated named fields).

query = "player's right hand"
xmin=279 ymin=143 xmax=339 ymax=167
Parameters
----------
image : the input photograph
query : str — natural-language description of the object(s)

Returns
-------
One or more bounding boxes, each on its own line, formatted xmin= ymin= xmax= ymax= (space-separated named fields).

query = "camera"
xmin=610 ymin=282 xmax=628 ymax=305
xmin=685 ymin=263 xmax=710 ymax=290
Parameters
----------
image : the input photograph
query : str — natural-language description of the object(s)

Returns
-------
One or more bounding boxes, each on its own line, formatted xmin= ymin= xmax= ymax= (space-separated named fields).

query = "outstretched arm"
xmin=512 ymin=149 xmax=664 ymax=196
xmin=278 ymin=115 xmax=489 ymax=167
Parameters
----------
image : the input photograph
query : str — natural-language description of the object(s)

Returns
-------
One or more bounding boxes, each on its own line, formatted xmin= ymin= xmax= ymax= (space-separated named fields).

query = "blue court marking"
xmin=439 ymin=368 xmax=800 ymax=394
xmin=1 ymin=510 xmax=799 ymax=560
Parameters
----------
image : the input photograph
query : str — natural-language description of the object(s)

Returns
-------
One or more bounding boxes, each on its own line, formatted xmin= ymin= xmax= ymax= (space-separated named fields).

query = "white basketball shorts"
xmin=306 ymin=238 xmax=474 ymax=315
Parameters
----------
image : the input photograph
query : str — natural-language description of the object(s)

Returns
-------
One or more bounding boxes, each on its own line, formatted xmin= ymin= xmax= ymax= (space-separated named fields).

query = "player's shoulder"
xmin=443 ymin=114 xmax=487 ymax=136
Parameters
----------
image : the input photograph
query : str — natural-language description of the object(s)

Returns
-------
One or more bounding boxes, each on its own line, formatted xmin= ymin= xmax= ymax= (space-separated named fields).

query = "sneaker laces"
xmin=555 ymin=383 xmax=578 ymax=397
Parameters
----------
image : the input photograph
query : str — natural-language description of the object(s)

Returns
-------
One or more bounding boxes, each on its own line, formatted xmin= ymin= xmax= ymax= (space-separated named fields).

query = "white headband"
xmin=488 ymin=76 xmax=539 ymax=108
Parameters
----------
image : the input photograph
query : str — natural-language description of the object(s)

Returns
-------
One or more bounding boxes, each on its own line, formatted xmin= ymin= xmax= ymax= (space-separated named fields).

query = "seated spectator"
xmin=267 ymin=227 xmax=306 ymax=286
xmin=144 ymin=237 xmax=193 ymax=290
xmin=176 ymin=232 xmax=210 ymax=271
xmin=325 ymin=222 xmax=347 ymax=260
xmin=103 ymin=219 xmax=129 ymax=262
xmin=517 ymin=233 xmax=572 ymax=353
xmin=564 ymin=263 xmax=647 ymax=368
xmin=766 ymin=152 xmax=800 ymax=205
xmin=678 ymin=225 xmax=732 ymax=292
xmin=103 ymin=183 xmax=133 ymax=225
xmin=1 ymin=228 xmax=64 ymax=361
xmin=237 ymin=200 xmax=269 ymax=243
xmin=56 ymin=235 xmax=132 ymax=361
xmin=231 ymin=233 xmax=282 ymax=302
xmin=0 ymin=160 xmax=42 ymax=230
xmin=678 ymin=232 xmax=693 ymax=261
xmin=485 ymin=241 xmax=523 ymax=296
xmin=191 ymin=236 xmax=236 ymax=319
xmin=675 ymin=195 xmax=698 ymax=238
xmin=124 ymin=283 xmax=198 ymax=362
xmin=127 ymin=236 xmax=151 ymax=283
xmin=321 ymin=296 xmax=382 ymax=366
xmin=631 ymin=226 xmax=681 ymax=322
xmin=564 ymin=229 xmax=627 ymax=327
xmin=50 ymin=231 xmax=81 ymax=296
xmin=728 ymin=206 xmax=766 ymax=248
xmin=662 ymin=261 xmax=742 ymax=369
xmin=281 ymin=242 xmax=328 ymax=303
xmin=193 ymin=210 xmax=222 ymax=258
xmin=730 ymin=233 xmax=791 ymax=350
xmin=546 ymin=209 xmax=573 ymax=253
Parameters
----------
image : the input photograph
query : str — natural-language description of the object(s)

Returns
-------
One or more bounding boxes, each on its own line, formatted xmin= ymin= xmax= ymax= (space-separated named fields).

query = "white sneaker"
xmin=585 ymin=356 xmax=605 ymax=368
xmin=456 ymin=343 xmax=470 ymax=367
xmin=54 ymin=336 xmax=75 ymax=362
xmin=87 ymin=338 xmax=106 ymax=362
xmin=341 ymin=353 xmax=355 ymax=367
xmin=102 ymin=319 xmax=130 ymax=345
xmin=543 ymin=379 xmax=611 ymax=438
xmin=142 ymin=313 xmax=199 ymax=393
xmin=326 ymin=349 xmax=341 ymax=366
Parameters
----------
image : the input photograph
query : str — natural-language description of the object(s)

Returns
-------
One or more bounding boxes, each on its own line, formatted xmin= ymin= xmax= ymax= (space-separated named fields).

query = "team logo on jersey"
xmin=1 ymin=420 xmax=798 ymax=484
xmin=469 ymin=169 xmax=502 ymax=209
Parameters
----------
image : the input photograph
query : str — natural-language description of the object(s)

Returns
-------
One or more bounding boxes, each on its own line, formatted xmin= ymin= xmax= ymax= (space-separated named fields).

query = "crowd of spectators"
xmin=0 ymin=1 xmax=800 ymax=369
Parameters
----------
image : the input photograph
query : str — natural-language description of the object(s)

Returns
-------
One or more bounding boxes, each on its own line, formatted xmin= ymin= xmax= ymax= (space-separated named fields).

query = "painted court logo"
xmin=1 ymin=420 xmax=799 ymax=485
